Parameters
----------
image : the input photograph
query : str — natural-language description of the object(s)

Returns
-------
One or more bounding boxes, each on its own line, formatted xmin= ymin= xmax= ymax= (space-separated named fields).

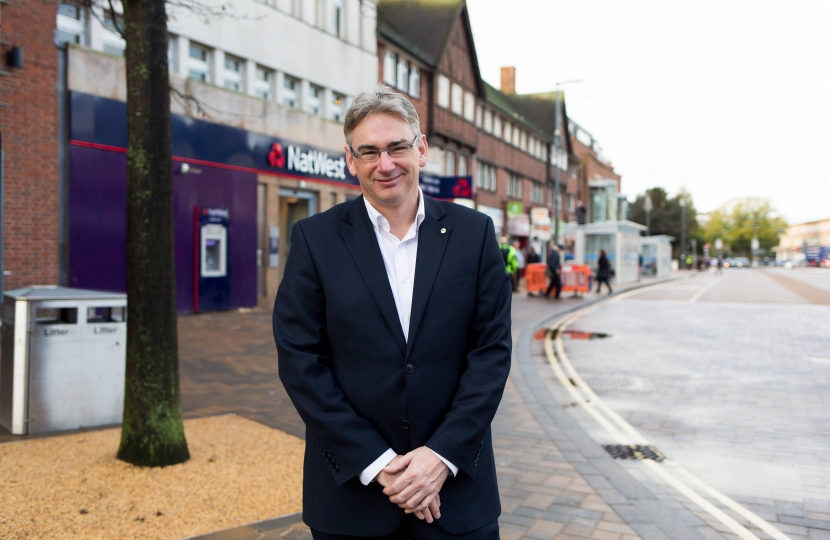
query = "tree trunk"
xmin=117 ymin=0 xmax=190 ymax=467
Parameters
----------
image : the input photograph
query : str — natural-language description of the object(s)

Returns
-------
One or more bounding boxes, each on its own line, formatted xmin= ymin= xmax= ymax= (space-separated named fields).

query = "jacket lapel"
xmin=405 ymin=197 xmax=449 ymax=359
xmin=340 ymin=196 xmax=407 ymax=354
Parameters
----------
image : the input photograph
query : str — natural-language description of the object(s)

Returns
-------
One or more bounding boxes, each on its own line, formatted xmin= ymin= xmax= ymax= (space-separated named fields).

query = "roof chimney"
xmin=500 ymin=66 xmax=516 ymax=95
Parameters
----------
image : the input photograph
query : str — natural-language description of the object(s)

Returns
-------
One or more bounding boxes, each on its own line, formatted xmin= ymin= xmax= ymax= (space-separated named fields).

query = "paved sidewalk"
xmin=192 ymin=276 xmax=738 ymax=540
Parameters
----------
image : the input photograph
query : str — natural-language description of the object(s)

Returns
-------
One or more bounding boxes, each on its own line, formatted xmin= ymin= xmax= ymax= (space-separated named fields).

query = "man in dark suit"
xmin=544 ymin=244 xmax=562 ymax=299
xmin=273 ymin=85 xmax=512 ymax=539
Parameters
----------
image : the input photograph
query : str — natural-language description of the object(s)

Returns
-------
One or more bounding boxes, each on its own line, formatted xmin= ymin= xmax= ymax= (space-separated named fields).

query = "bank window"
xmin=255 ymin=67 xmax=273 ymax=100
xmin=477 ymin=162 xmax=496 ymax=192
xmin=384 ymin=51 xmax=397 ymax=86
xmin=408 ymin=66 xmax=420 ymax=98
xmin=224 ymin=55 xmax=243 ymax=92
xmin=188 ymin=43 xmax=211 ymax=82
xmin=283 ymin=76 xmax=299 ymax=108
xmin=331 ymin=0 xmax=344 ymax=37
xmin=463 ymin=91 xmax=475 ymax=122
xmin=446 ymin=151 xmax=455 ymax=176
xmin=531 ymin=181 xmax=543 ymax=204
xmin=508 ymin=174 xmax=523 ymax=199
xmin=451 ymin=83 xmax=463 ymax=116
xmin=437 ymin=75 xmax=450 ymax=109
xmin=56 ymin=3 xmax=86 ymax=46
xmin=308 ymin=85 xmax=322 ymax=116
xmin=331 ymin=92 xmax=345 ymax=123
xmin=458 ymin=155 xmax=468 ymax=176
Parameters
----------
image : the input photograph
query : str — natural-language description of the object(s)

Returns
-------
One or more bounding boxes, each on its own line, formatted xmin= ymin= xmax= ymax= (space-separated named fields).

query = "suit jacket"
xmin=273 ymin=195 xmax=512 ymax=536
xmin=548 ymin=249 xmax=561 ymax=271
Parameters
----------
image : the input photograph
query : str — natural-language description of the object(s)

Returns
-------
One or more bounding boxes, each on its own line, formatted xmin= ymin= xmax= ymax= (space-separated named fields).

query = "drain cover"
xmin=603 ymin=444 xmax=666 ymax=462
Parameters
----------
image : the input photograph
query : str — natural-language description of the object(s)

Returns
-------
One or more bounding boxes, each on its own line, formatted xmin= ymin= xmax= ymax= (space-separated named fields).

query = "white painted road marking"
xmin=544 ymin=281 xmax=792 ymax=540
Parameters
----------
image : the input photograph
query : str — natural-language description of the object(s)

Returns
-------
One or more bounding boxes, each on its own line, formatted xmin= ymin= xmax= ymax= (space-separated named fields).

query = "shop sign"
xmin=507 ymin=215 xmax=531 ymax=237
xmin=267 ymin=141 xmax=352 ymax=183
xmin=478 ymin=205 xmax=504 ymax=237
xmin=530 ymin=207 xmax=550 ymax=223
xmin=419 ymin=174 xmax=473 ymax=199
xmin=506 ymin=201 xmax=523 ymax=216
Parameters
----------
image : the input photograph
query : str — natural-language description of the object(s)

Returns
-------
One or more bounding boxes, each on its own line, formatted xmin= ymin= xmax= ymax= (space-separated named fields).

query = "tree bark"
xmin=117 ymin=0 xmax=190 ymax=467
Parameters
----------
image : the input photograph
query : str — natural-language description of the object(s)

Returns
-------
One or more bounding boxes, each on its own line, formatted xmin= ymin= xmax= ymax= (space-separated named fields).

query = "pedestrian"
xmin=717 ymin=255 xmax=723 ymax=274
xmin=513 ymin=240 xmax=526 ymax=286
xmin=500 ymin=235 xmax=519 ymax=292
xmin=637 ymin=253 xmax=643 ymax=282
xmin=526 ymin=245 xmax=541 ymax=264
xmin=273 ymin=84 xmax=511 ymax=540
xmin=596 ymin=249 xmax=613 ymax=294
xmin=544 ymin=244 xmax=562 ymax=299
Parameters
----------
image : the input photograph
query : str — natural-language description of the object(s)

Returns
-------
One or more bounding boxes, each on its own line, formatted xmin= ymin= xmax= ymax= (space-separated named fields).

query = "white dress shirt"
xmin=358 ymin=189 xmax=459 ymax=485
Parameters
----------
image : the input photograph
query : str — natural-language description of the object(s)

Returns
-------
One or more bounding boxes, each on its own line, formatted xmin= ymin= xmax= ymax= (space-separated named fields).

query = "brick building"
xmin=0 ymin=0 xmax=61 ymax=291
xmin=377 ymin=0 xmax=554 ymax=255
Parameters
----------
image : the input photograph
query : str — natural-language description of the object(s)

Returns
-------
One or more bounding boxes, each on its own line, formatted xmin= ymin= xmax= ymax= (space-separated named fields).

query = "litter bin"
xmin=0 ymin=286 xmax=127 ymax=435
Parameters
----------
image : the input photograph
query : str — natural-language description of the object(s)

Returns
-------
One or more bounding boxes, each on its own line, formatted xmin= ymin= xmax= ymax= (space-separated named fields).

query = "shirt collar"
xmin=363 ymin=187 xmax=426 ymax=235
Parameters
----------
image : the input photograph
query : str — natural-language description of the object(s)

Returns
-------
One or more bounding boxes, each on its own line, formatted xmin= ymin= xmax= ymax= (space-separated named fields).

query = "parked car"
xmin=732 ymin=257 xmax=750 ymax=268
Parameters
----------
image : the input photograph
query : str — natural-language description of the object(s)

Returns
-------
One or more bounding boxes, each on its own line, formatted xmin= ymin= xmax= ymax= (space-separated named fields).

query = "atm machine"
xmin=194 ymin=206 xmax=231 ymax=313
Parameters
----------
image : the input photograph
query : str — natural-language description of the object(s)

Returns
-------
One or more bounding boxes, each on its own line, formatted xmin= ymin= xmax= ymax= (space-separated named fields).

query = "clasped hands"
xmin=375 ymin=447 xmax=450 ymax=524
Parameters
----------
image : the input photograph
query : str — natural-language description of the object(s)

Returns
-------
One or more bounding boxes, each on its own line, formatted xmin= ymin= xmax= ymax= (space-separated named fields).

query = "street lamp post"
xmin=552 ymin=79 xmax=582 ymax=246
xmin=679 ymin=197 xmax=686 ymax=268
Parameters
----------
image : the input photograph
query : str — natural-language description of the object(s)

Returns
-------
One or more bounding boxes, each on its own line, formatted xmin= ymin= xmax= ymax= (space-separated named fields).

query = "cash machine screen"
xmin=201 ymin=224 xmax=227 ymax=278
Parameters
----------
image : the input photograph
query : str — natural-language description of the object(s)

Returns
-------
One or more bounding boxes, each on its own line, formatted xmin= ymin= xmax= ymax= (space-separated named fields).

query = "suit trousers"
xmin=311 ymin=516 xmax=499 ymax=540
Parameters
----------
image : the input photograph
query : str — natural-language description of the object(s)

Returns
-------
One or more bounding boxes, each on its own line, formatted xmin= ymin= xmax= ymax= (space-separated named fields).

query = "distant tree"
xmin=704 ymin=198 xmax=788 ymax=257
xmin=629 ymin=188 xmax=702 ymax=258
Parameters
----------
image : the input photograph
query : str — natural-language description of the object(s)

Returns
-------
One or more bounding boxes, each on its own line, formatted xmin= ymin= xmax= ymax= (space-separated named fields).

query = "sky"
xmin=465 ymin=0 xmax=830 ymax=224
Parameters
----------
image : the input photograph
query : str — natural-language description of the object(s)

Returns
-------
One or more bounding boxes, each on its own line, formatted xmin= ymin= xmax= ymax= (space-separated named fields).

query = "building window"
xmin=396 ymin=58 xmax=409 ymax=93
xmin=483 ymin=109 xmax=493 ymax=133
xmin=446 ymin=151 xmax=455 ymax=176
xmin=384 ymin=51 xmax=397 ymax=86
xmin=292 ymin=0 xmax=301 ymax=16
xmin=188 ymin=43 xmax=210 ymax=82
xmin=308 ymin=85 xmax=322 ymax=115
xmin=283 ymin=76 xmax=299 ymax=108
xmin=475 ymin=105 xmax=483 ymax=128
xmin=451 ymin=83 xmax=463 ymax=116
xmin=409 ymin=67 xmax=420 ymax=98
xmin=458 ymin=155 xmax=467 ymax=176
xmin=56 ymin=3 xmax=85 ymax=46
xmin=224 ymin=55 xmax=243 ymax=92
xmin=492 ymin=114 xmax=501 ymax=137
xmin=255 ymin=67 xmax=273 ymax=100
xmin=331 ymin=92 xmax=346 ymax=122
xmin=477 ymin=162 xmax=496 ymax=192
xmin=531 ymin=181 xmax=543 ymax=204
xmin=101 ymin=10 xmax=125 ymax=56
xmin=331 ymin=0 xmax=344 ymax=37
xmin=520 ymin=131 xmax=527 ymax=152
xmin=508 ymin=174 xmax=523 ymax=199
xmin=463 ymin=91 xmax=475 ymax=122
xmin=503 ymin=122 xmax=511 ymax=144
xmin=437 ymin=75 xmax=450 ymax=109
xmin=385 ymin=51 xmax=420 ymax=98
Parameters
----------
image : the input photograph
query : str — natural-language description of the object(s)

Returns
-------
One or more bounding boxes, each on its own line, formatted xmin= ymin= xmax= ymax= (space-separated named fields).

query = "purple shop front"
xmin=68 ymin=145 xmax=257 ymax=314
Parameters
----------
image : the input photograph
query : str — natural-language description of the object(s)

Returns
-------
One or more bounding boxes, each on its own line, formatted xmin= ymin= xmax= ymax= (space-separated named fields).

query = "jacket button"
xmin=405 ymin=363 xmax=414 ymax=373
xmin=401 ymin=420 xmax=410 ymax=430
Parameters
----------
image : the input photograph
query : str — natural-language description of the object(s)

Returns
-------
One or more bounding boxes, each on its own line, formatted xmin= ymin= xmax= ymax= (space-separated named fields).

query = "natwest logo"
xmin=452 ymin=178 xmax=472 ymax=198
xmin=286 ymin=145 xmax=347 ymax=180
xmin=267 ymin=142 xmax=285 ymax=168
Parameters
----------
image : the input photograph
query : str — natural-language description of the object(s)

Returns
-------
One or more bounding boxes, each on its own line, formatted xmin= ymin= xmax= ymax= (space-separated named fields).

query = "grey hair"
xmin=344 ymin=84 xmax=422 ymax=146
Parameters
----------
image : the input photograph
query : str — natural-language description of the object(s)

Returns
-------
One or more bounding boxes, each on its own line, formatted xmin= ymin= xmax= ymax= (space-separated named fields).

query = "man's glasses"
xmin=349 ymin=135 xmax=418 ymax=163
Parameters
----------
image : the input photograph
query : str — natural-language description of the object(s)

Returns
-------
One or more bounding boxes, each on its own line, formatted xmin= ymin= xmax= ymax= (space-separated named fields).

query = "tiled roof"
xmin=377 ymin=0 xmax=464 ymax=67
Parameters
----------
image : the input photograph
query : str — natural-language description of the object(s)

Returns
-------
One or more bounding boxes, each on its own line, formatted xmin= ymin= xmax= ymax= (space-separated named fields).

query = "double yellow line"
xmin=543 ymin=285 xmax=791 ymax=540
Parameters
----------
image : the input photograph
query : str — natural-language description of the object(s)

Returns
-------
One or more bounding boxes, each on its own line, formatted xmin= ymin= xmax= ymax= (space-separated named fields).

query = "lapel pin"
xmin=440 ymin=228 xmax=447 ymax=234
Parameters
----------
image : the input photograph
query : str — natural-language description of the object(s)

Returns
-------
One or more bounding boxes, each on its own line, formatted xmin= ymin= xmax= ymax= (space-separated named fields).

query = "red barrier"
xmin=561 ymin=264 xmax=593 ymax=294
xmin=525 ymin=263 xmax=548 ymax=294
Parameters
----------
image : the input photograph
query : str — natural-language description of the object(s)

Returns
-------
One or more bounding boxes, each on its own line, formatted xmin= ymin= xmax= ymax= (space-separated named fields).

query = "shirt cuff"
xmin=359 ymin=448 xmax=398 ymax=486
xmin=427 ymin=447 xmax=458 ymax=477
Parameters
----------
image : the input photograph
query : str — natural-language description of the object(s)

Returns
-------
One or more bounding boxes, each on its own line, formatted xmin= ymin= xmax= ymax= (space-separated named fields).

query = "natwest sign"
xmin=265 ymin=139 xmax=358 ymax=186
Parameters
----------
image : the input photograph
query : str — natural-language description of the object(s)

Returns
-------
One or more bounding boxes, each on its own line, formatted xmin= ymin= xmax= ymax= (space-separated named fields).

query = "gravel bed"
xmin=0 ymin=414 xmax=304 ymax=539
